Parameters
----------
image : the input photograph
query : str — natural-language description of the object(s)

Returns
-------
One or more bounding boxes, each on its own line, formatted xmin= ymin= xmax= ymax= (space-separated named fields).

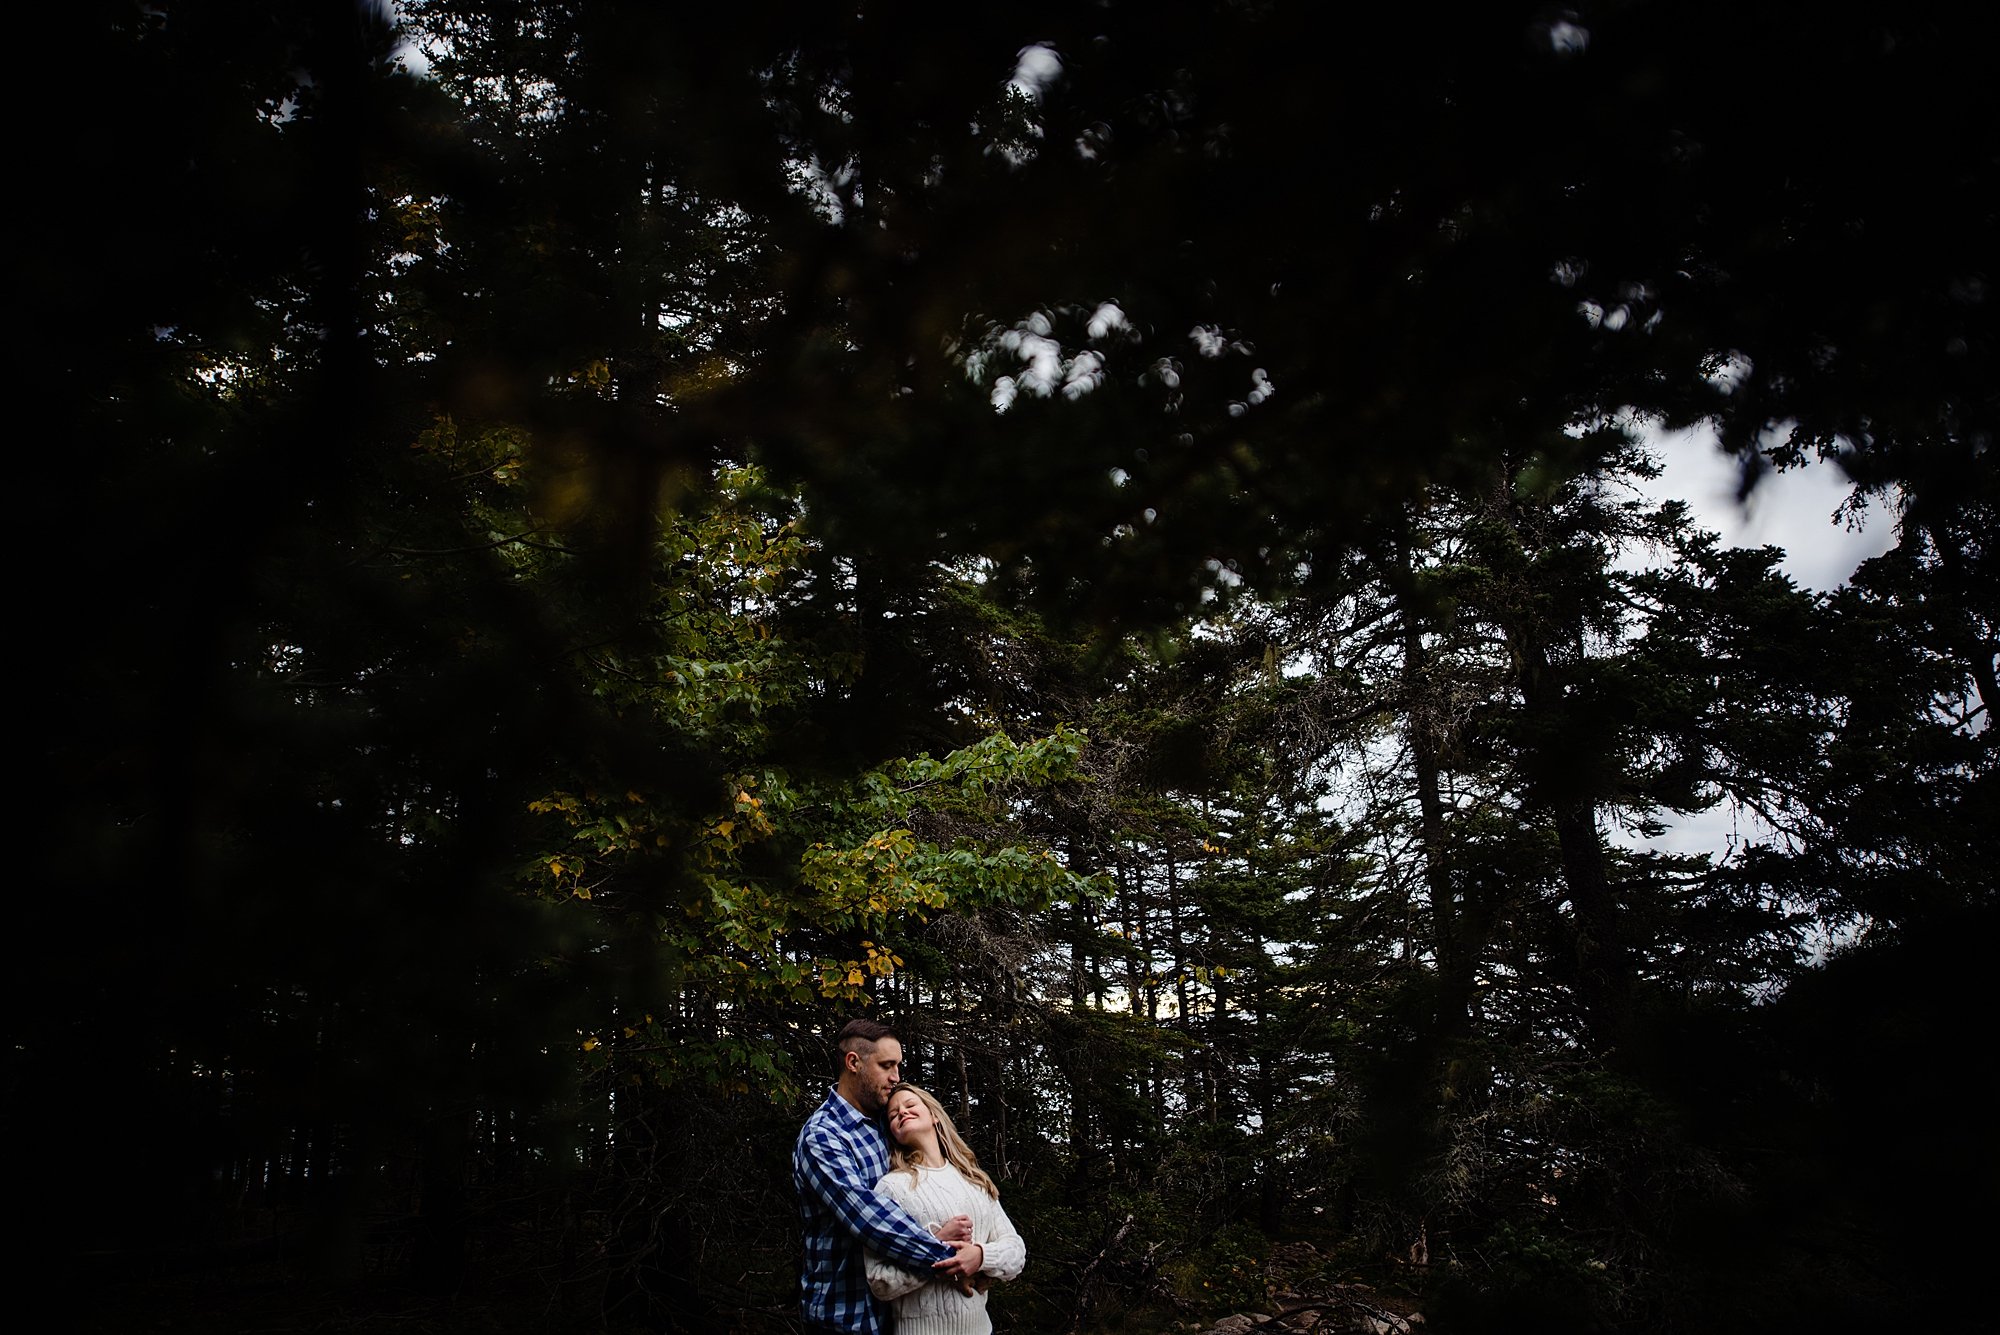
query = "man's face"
xmin=849 ymin=1036 xmax=904 ymax=1115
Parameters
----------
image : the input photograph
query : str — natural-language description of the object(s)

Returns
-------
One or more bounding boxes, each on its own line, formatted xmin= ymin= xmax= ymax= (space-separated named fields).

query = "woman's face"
xmin=886 ymin=1090 xmax=937 ymax=1147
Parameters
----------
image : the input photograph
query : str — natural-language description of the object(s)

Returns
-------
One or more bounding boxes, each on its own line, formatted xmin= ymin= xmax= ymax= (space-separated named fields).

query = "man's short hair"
xmin=834 ymin=1017 xmax=899 ymax=1070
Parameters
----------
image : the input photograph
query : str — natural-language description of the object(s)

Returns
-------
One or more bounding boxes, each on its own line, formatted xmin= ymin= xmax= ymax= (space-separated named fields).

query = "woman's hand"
xmin=930 ymin=1214 xmax=974 ymax=1243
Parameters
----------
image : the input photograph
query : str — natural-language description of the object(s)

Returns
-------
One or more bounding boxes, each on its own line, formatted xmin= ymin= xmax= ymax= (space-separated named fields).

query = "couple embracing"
xmin=793 ymin=1018 xmax=1026 ymax=1334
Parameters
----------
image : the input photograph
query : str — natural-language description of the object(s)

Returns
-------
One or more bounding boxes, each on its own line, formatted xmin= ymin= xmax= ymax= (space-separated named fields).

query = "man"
xmin=794 ymin=1017 xmax=985 ymax=1334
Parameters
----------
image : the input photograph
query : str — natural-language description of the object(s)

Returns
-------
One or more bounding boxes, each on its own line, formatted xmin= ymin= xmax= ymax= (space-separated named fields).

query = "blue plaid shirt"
xmin=794 ymin=1087 xmax=952 ymax=1333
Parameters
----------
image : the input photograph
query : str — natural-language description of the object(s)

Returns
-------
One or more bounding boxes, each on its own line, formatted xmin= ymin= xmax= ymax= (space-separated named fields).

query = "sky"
xmin=1622 ymin=423 xmax=1899 ymax=862
xmin=1638 ymin=424 xmax=1897 ymax=594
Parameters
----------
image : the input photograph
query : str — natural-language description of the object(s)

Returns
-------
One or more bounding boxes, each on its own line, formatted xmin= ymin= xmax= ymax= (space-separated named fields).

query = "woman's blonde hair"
xmin=886 ymin=1084 xmax=999 ymax=1199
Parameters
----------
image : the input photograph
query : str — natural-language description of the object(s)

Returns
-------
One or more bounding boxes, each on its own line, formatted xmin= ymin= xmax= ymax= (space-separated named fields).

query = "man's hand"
xmin=932 ymin=1239 xmax=984 ymax=1284
xmin=930 ymin=1214 xmax=973 ymax=1243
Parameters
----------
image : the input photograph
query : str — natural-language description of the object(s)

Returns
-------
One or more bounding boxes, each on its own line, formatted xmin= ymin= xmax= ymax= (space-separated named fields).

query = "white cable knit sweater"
xmin=863 ymin=1162 xmax=1026 ymax=1335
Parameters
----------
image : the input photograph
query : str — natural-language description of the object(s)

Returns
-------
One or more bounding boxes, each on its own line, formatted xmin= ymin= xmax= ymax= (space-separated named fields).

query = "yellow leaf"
xmin=582 ymin=1036 xmax=599 ymax=1051
xmin=717 ymin=819 xmax=735 ymax=837
xmin=846 ymin=967 xmax=865 ymax=986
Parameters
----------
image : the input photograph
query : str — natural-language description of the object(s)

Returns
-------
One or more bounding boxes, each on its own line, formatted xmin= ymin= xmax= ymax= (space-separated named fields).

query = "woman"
xmin=864 ymin=1084 xmax=1026 ymax=1335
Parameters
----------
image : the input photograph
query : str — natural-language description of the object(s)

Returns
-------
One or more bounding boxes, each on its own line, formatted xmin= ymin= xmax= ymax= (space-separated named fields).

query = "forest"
xmin=15 ymin=2 xmax=1995 ymax=1333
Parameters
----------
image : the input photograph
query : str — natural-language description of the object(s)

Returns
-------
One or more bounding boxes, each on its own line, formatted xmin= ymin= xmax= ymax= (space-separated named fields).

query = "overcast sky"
xmin=1640 ymin=424 xmax=1897 ymax=593
xmin=1622 ymin=424 xmax=1899 ymax=863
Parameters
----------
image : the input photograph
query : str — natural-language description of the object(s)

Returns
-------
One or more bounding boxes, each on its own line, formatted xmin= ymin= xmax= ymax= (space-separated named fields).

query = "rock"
xmin=1206 ymin=1315 xmax=1271 ymax=1334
